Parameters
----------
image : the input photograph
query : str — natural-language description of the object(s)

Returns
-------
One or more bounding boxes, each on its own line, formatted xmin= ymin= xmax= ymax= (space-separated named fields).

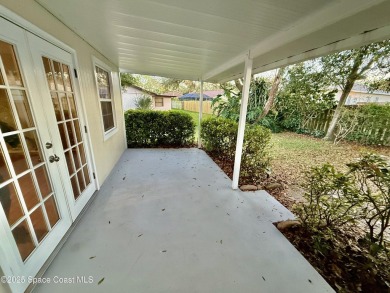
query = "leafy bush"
xmin=295 ymin=153 xmax=390 ymax=252
xmin=201 ymin=117 xmax=271 ymax=183
xmin=125 ymin=110 xmax=195 ymax=147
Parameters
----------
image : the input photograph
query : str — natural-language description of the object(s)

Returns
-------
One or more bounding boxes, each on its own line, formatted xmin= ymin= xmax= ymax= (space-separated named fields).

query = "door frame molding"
xmin=0 ymin=5 xmax=100 ymax=190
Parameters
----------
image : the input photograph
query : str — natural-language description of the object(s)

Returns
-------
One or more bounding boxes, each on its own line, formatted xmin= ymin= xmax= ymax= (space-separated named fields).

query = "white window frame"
xmin=92 ymin=57 xmax=117 ymax=140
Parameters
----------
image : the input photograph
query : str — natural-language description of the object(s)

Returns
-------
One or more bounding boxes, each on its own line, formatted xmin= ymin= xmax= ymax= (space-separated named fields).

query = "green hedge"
xmin=125 ymin=110 xmax=195 ymax=147
xmin=201 ymin=117 xmax=271 ymax=183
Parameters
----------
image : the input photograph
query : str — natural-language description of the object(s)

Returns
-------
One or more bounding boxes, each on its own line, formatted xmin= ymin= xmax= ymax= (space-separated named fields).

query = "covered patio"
xmin=34 ymin=149 xmax=332 ymax=292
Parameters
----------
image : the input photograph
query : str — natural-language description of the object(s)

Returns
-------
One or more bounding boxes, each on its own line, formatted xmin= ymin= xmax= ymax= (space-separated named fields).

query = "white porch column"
xmin=232 ymin=54 xmax=253 ymax=189
xmin=198 ymin=79 xmax=204 ymax=148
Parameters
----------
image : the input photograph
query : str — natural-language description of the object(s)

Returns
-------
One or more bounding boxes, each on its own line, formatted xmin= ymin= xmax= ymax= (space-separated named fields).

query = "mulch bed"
xmin=205 ymin=150 xmax=390 ymax=293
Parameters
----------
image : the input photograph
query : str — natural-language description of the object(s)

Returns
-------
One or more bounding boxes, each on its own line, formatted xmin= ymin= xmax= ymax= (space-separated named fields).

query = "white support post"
xmin=232 ymin=54 xmax=253 ymax=189
xmin=198 ymin=80 xmax=204 ymax=148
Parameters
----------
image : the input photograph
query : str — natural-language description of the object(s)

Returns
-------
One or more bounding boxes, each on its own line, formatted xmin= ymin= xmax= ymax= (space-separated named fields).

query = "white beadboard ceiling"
xmin=36 ymin=0 xmax=390 ymax=82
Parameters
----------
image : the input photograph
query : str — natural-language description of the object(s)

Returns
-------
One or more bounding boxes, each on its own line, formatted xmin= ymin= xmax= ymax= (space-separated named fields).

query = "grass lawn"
xmin=270 ymin=132 xmax=390 ymax=187
xmin=171 ymin=109 xmax=213 ymax=139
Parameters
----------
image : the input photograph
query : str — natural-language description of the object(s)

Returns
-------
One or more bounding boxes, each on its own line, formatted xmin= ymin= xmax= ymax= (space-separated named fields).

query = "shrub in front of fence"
xmin=201 ymin=117 xmax=271 ymax=183
xmin=125 ymin=110 xmax=195 ymax=147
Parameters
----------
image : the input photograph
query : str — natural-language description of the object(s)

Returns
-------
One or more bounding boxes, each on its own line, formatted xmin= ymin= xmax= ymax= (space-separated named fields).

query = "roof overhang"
xmin=36 ymin=0 xmax=390 ymax=83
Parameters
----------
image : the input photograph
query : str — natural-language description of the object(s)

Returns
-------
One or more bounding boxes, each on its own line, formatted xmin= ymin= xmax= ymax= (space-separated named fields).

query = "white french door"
xmin=0 ymin=17 xmax=95 ymax=292
xmin=27 ymin=33 xmax=96 ymax=219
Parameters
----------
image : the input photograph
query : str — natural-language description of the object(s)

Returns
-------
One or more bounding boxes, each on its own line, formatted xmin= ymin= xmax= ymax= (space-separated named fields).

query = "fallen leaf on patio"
xmin=89 ymin=256 xmax=96 ymax=259
xmin=220 ymin=240 xmax=223 ymax=244
xmin=122 ymin=177 xmax=126 ymax=180
xmin=138 ymin=234 xmax=143 ymax=237
xmin=98 ymin=278 xmax=104 ymax=285
xmin=262 ymin=276 xmax=266 ymax=281
xmin=162 ymin=209 xmax=165 ymax=211
xmin=162 ymin=250 xmax=167 ymax=253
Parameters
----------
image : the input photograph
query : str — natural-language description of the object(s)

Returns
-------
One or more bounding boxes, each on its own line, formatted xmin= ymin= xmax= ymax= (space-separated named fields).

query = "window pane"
xmin=5 ymin=134 xmax=28 ymax=174
xmin=95 ymin=66 xmax=111 ymax=99
xmin=58 ymin=123 xmax=69 ymax=150
xmin=12 ymin=220 xmax=35 ymax=261
xmin=0 ymin=40 xmax=23 ymax=87
xmin=51 ymin=92 xmax=63 ymax=121
xmin=71 ymin=175 xmax=80 ymax=200
xmin=101 ymin=101 xmax=114 ymax=131
xmin=0 ymin=145 xmax=11 ymax=183
xmin=68 ymin=94 xmax=77 ymax=118
xmin=62 ymin=64 xmax=73 ymax=92
xmin=79 ymin=143 xmax=86 ymax=165
xmin=44 ymin=196 xmax=60 ymax=228
xmin=24 ymin=130 xmax=43 ymax=166
xmin=42 ymin=57 xmax=55 ymax=91
xmin=18 ymin=172 xmax=40 ymax=211
xmin=11 ymin=90 xmax=34 ymax=129
xmin=72 ymin=147 xmax=81 ymax=170
xmin=0 ymin=89 xmax=17 ymax=133
xmin=35 ymin=166 xmax=52 ymax=199
xmin=77 ymin=170 xmax=85 ymax=193
xmin=83 ymin=165 xmax=90 ymax=186
xmin=74 ymin=120 xmax=82 ymax=142
xmin=66 ymin=121 xmax=76 ymax=146
xmin=64 ymin=150 xmax=75 ymax=175
xmin=30 ymin=207 xmax=48 ymax=243
xmin=0 ymin=182 xmax=23 ymax=226
xmin=53 ymin=61 xmax=64 ymax=91
xmin=59 ymin=92 xmax=70 ymax=120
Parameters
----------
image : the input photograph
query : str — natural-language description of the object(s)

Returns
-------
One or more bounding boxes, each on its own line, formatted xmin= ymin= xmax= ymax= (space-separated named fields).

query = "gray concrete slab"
xmin=34 ymin=149 xmax=334 ymax=293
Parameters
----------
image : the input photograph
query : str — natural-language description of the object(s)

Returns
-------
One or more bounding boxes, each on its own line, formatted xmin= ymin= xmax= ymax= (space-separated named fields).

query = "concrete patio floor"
xmin=34 ymin=149 xmax=334 ymax=293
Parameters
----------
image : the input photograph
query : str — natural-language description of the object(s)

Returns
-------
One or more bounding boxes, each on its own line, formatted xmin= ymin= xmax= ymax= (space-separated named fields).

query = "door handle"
xmin=45 ymin=142 xmax=53 ymax=149
xmin=49 ymin=155 xmax=60 ymax=163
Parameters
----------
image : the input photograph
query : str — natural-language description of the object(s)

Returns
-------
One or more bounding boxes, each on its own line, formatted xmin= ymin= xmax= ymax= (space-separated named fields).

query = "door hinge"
xmin=84 ymin=126 xmax=88 ymax=133
xmin=74 ymin=69 xmax=78 ymax=78
xmin=93 ymin=173 xmax=96 ymax=179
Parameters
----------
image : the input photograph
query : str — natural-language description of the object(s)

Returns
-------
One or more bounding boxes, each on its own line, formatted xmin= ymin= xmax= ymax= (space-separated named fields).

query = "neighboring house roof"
xmin=161 ymin=91 xmax=182 ymax=97
xmin=179 ymin=93 xmax=212 ymax=100
xmin=203 ymin=90 xmax=224 ymax=98
xmin=127 ymin=85 xmax=176 ymax=98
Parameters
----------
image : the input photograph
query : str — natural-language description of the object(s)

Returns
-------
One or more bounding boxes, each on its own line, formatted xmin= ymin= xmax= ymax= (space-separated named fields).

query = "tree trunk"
xmin=234 ymin=79 xmax=243 ymax=91
xmin=324 ymin=55 xmax=364 ymax=141
xmin=254 ymin=67 xmax=285 ymax=124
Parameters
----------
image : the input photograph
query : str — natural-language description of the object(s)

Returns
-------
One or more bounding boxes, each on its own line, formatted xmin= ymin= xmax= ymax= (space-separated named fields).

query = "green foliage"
xmin=346 ymin=104 xmax=390 ymax=145
xmin=347 ymin=154 xmax=390 ymax=247
xmin=120 ymin=73 xmax=139 ymax=90
xmin=125 ymin=110 xmax=195 ymax=147
xmin=277 ymin=62 xmax=337 ymax=131
xmin=212 ymin=78 xmax=282 ymax=133
xmin=201 ymin=117 xmax=271 ymax=183
xmin=295 ymin=153 xmax=390 ymax=252
xmin=134 ymin=95 xmax=153 ymax=110
xmin=294 ymin=164 xmax=360 ymax=232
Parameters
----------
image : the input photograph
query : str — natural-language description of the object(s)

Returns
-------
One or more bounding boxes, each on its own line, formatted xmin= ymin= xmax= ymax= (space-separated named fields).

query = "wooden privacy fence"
xmin=306 ymin=109 xmax=390 ymax=146
xmin=171 ymin=100 xmax=214 ymax=114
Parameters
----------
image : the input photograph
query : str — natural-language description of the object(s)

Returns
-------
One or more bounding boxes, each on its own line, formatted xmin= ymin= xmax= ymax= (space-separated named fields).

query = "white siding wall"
xmin=122 ymin=87 xmax=146 ymax=111
xmin=1 ymin=1 xmax=127 ymax=186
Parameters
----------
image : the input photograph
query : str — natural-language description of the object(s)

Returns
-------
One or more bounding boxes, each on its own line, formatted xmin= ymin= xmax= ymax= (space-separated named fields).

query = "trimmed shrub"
xmin=125 ymin=110 xmax=195 ymax=147
xmin=201 ymin=117 xmax=271 ymax=183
